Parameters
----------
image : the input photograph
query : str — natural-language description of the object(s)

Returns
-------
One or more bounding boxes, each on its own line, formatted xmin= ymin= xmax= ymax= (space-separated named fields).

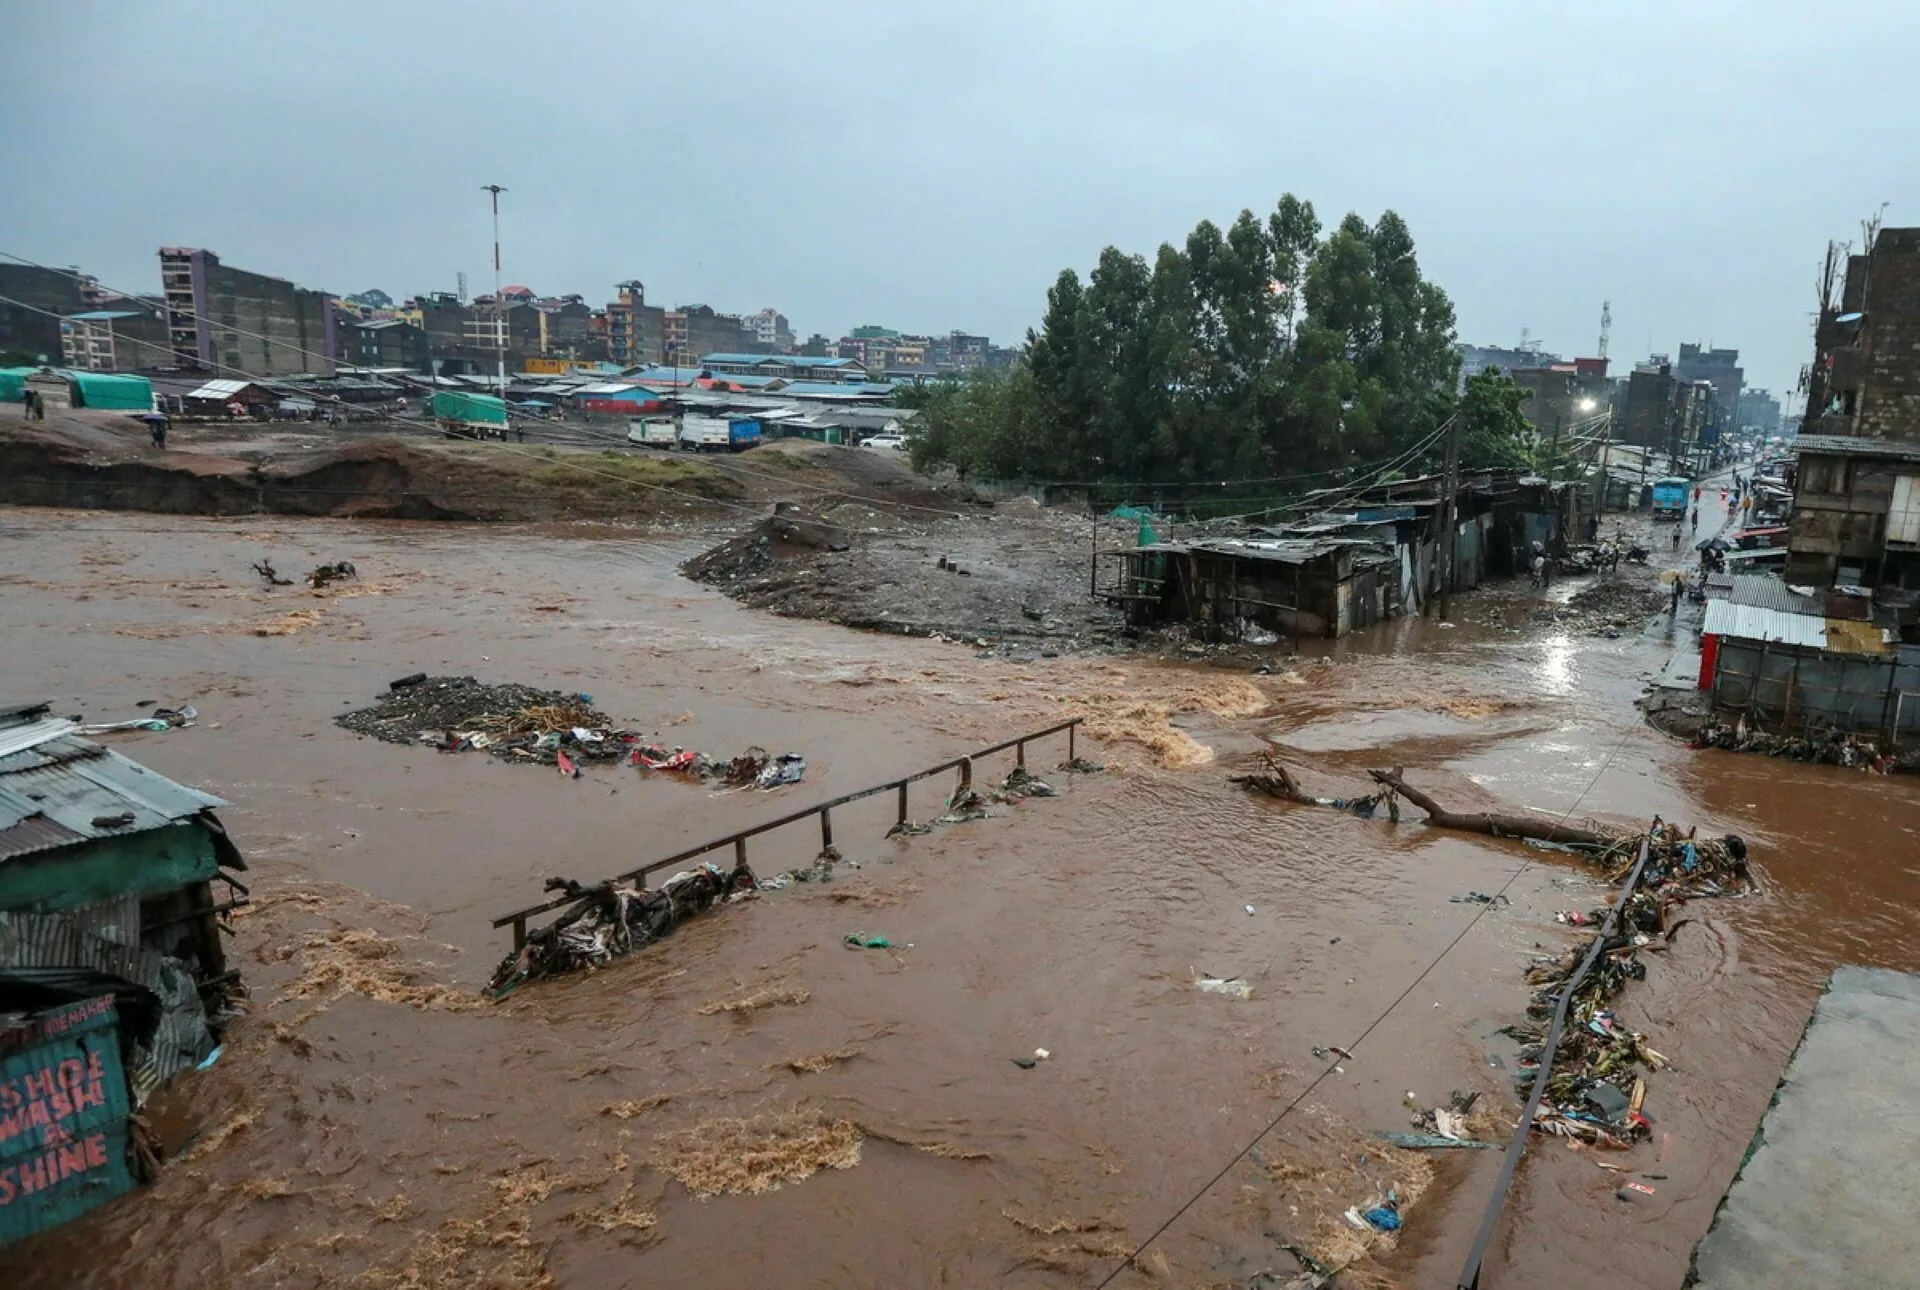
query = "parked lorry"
xmin=431 ymin=389 xmax=507 ymax=440
xmin=627 ymin=416 xmax=679 ymax=449
xmin=625 ymin=414 xmax=762 ymax=452
xmin=1650 ymin=476 xmax=1690 ymax=520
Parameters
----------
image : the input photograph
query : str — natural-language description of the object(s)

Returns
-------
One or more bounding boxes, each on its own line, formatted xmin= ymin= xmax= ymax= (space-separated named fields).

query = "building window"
xmin=1891 ymin=475 xmax=1920 ymax=546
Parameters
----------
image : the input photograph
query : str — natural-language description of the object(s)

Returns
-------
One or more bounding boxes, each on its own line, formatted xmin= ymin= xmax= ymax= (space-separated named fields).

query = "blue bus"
xmin=1650 ymin=476 xmax=1690 ymax=520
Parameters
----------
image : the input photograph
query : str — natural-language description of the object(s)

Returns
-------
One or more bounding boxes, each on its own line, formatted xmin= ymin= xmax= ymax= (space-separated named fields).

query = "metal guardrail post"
xmin=489 ymin=720 xmax=1083 ymax=934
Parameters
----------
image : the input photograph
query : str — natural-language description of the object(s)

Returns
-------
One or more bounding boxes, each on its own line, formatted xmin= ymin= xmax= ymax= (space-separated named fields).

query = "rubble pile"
xmin=1694 ymin=715 xmax=1920 ymax=774
xmin=335 ymin=677 xmax=807 ymax=783
xmin=1504 ymin=822 xmax=1754 ymax=1148
xmin=337 ymin=677 xmax=610 ymax=750
xmin=486 ymin=863 xmax=758 ymax=997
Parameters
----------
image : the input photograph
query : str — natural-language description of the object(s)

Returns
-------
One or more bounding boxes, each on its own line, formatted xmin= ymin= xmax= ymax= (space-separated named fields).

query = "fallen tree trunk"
xmin=1232 ymin=754 xmax=1392 ymax=819
xmin=1228 ymin=754 xmax=1315 ymax=803
xmin=1367 ymin=767 xmax=1616 ymax=846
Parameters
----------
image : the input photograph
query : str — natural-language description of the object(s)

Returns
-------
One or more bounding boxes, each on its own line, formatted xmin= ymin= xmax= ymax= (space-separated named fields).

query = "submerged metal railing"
xmin=490 ymin=718 xmax=1083 ymax=949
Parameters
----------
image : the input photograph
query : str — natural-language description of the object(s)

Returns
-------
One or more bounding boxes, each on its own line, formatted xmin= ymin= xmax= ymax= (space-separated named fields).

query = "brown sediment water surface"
xmin=0 ymin=501 xmax=1916 ymax=1289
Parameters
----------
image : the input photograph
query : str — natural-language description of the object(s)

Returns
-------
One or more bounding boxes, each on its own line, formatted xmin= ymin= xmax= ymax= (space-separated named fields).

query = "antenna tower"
xmin=1597 ymin=301 xmax=1611 ymax=360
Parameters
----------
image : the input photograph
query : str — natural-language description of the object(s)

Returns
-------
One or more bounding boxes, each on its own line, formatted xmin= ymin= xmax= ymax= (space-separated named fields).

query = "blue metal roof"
xmin=697 ymin=353 xmax=860 ymax=369
xmin=778 ymin=381 xmax=894 ymax=398
xmin=0 ymin=736 xmax=224 ymax=862
xmin=64 ymin=310 xmax=146 ymax=321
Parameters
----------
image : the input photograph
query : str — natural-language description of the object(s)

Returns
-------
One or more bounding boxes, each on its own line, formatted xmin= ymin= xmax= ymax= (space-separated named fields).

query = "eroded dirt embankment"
xmin=0 ymin=412 xmax=747 ymax=522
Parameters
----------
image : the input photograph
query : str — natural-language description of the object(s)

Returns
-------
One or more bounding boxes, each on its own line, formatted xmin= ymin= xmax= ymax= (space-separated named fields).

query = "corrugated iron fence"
xmin=1712 ymin=639 xmax=1920 ymax=740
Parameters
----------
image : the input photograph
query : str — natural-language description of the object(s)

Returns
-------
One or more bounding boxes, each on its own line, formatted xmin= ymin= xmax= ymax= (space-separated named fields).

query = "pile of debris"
xmin=1500 ymin=823 xmax=1752 ymax=1147
xmin=486 ymin=863 xmax=758 ymax=997
xmin=1694 ymin=715 xmax=1920 ymax=774
xmin=335 ymin=677 xmax=806 ymax=784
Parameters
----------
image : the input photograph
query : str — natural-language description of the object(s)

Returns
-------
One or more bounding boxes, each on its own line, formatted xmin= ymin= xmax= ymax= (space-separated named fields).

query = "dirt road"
xmin=1 ymin=506 xmax=1915 ymax=1288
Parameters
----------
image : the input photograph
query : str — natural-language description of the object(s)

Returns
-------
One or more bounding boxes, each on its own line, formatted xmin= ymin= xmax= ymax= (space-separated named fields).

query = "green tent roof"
xmin=68 ymin=372 xmax=154 ymax=411
xmin=0 ymin=367 xmax=37 ymax=404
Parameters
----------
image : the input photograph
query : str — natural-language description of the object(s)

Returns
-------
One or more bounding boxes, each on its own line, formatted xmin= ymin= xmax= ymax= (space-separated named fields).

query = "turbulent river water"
xmin=1 ymin=498 xmax=1916 ymax=1289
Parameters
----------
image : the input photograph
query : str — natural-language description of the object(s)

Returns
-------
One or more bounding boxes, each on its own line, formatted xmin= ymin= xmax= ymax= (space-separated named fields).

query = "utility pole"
xmin=1435 ymin=412 xmax=1462 ymax=620
xmin=1591 ymin=407 xmax=1613 ymax=516
xmin=482 ymin=184 xmax=508 ymax=411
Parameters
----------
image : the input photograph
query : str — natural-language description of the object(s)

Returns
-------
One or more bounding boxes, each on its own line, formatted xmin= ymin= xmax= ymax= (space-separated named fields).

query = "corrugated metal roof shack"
xmin=1115 ymin=539 xmax=1375 ymax=640
xmin=1700 ymin=577 xmax=1920 ymax=739
xmin=0 ymin=702 xmax=248 ymax=1247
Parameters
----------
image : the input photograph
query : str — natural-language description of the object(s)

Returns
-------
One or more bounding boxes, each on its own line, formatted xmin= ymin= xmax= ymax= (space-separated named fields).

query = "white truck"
xmin=627 ymin=417 xmax=680 ymax=449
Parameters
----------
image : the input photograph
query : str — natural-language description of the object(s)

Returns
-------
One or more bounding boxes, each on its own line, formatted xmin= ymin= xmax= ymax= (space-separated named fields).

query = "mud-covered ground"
xmin=685 ymin=499 xmax=1126 ymax=654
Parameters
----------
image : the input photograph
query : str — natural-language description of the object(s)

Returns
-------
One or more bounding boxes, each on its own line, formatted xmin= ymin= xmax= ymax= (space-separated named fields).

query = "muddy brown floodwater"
xmin=1 ymin=504 xmax=1917 ymax=1290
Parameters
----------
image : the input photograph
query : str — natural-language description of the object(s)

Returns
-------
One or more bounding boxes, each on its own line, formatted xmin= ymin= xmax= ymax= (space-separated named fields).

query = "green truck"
xmin=430 ymin=390 xmax=508 ymax=440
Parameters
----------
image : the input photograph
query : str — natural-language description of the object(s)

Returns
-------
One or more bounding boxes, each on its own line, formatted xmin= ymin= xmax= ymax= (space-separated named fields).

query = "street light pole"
xmin=482 ymin=184 xmax=508 ymax=418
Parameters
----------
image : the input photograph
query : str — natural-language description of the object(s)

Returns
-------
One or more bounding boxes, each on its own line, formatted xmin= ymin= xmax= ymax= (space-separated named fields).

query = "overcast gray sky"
xmin=7 ymin=1 xmax=1916 ymax=400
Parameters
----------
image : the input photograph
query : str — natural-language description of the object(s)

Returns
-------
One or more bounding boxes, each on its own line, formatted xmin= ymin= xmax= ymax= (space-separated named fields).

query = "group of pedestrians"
xmin=17 ymin=388 xmax=46 ymax=420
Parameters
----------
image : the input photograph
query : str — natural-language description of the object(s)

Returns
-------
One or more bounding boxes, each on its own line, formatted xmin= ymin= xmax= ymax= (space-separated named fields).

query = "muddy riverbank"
xmin=2 ymin=506 xmax=1917 ymax=1289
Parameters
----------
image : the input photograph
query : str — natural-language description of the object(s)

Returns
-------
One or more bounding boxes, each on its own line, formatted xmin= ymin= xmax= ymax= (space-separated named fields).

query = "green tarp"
xmin=0 ymin=368 xmax=36 ymax=404
xmin=1109 ymin=504 xmax=1158 ymax=546
xmin=68 ymin=373 xmax=152 ymax=411
xmin=430 ymin=390 xmax=506 ymax=427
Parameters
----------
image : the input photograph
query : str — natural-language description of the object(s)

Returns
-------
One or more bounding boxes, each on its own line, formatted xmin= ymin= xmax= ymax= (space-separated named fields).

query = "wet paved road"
xmin=0 ymin=506 xmax=1915 ymax=1288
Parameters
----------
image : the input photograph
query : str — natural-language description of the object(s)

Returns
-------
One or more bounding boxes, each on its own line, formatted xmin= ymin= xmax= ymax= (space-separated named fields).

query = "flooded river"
xmin=1 ymin=504 xmax=1916 ymax=1289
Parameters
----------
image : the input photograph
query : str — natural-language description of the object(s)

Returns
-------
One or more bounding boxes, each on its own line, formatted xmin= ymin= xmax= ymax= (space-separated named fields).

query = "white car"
xmin=861 ymin=434 xmax=906 ymax=452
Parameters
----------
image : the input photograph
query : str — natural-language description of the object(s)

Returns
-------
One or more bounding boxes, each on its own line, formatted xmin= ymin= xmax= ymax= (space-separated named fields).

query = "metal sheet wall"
xmin=1712 ymin=639 xmax=1920 ymax=736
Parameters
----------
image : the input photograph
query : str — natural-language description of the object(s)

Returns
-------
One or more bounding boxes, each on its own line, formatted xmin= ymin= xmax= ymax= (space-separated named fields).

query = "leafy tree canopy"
xmin=908 ymin=196 xmax=1466 ymax=496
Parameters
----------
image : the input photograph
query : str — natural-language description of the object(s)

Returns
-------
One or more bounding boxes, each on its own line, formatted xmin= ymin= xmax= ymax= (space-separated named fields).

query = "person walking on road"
xmin=1690 ymin=508 xmax=1699 ymax=533
xmin=1671 ymin=577 xmax=1683 ymax=617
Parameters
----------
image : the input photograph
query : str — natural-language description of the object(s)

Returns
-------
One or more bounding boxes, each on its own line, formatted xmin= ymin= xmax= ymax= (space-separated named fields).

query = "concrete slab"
xmin=1688 ymin=966 xmax=1920 ymax=1288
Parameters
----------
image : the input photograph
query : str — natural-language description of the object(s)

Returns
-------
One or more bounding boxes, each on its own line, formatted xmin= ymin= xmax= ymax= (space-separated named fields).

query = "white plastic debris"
xmin=1196 ymin=976 xmax=1254 ymax=1000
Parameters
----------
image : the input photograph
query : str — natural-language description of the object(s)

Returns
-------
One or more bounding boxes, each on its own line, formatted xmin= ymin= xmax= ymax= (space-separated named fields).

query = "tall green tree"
xmin=908 ymin=193 xmax=1464 ymax=495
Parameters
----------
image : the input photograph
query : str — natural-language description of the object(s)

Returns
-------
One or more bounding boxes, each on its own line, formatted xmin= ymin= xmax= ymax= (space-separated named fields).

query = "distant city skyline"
xmin=6 ymin=2 xmax=1918 ymax=400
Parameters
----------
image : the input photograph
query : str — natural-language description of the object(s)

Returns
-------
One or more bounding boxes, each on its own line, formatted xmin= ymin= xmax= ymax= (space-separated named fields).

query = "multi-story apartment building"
xmin=158 ymin=247 xmax=336 ymax=376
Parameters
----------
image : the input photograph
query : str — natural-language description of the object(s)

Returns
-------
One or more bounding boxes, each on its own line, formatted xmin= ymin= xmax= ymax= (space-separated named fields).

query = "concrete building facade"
xmin=0 ymin=264 xmax=87 ymax=364
xmin=1786 ymin=227 xmax=1920 ymax=605
xmin=1738 ymin=388 xmax=1785 ymax=438
xmin=1674 ymin=342 xmax=1743 ymax=442
xmin=59 ymin=307 xmax=173 ymax=371
xmin=158 ymin=248 xmax=337 ymax=377
xmin=604 ymin=282 xmax=665 ymax=366
xmin=744 ymin=307 xmax=793 ymax=351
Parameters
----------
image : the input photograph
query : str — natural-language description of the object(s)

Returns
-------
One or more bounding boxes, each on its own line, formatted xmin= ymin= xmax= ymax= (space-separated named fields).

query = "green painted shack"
xmin=0 ymin=701 xmax=248 ymax=1247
